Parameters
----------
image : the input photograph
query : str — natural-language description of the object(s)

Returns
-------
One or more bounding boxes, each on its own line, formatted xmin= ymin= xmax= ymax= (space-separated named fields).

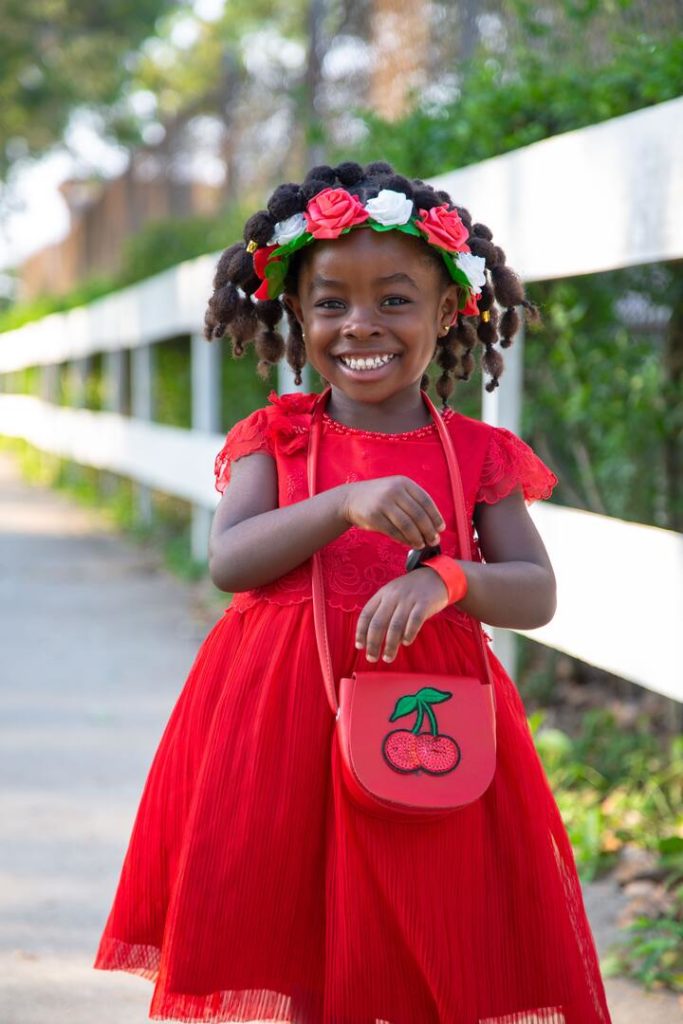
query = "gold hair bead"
xmin=481 ymin=310 xmax=491 ymax=322
xmin=246 ymin=240 xmax=258 ymax=254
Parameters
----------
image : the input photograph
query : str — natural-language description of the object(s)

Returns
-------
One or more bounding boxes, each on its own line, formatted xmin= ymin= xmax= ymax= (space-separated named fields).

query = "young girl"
xmin=94 ymin=161 xmax=612 ymax=1024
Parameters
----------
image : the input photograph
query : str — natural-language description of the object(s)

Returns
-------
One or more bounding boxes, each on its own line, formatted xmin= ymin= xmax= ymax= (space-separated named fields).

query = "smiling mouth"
xmin=336 ymin=353 xmax=398 ymax=371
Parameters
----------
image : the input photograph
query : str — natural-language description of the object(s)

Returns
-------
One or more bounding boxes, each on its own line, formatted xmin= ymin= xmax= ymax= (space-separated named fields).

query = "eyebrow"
xmin=308 ymin=271 xmax=420 ymax=295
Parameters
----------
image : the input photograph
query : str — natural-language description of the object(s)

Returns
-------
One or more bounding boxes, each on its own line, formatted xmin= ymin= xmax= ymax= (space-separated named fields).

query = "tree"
xmin=0 ymin=0 xmax=176 ymax=180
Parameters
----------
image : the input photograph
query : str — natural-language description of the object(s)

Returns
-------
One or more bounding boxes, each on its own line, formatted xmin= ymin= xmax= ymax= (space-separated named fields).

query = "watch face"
xmin=405 ymin=544 xmax=442 ymax=572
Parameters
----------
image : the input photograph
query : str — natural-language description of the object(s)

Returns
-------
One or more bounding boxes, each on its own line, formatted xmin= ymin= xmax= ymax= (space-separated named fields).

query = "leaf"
xmin=659 ymin=836 xmax=683 ymax=855
xmin=415 ymin=687 xmax=452 ymax=705
xmin=389 ymin=695 xmax=418 ymax=721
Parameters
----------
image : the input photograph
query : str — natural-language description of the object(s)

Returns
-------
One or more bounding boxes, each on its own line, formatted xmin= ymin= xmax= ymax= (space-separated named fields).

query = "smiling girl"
xmin=94 ymin=161 xmax=612 ymax=1024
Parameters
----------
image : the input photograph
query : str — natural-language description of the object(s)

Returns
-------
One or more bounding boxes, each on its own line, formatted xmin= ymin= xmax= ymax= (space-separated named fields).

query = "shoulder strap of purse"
xmin=308 ymin=388 xmax=495 ymax=717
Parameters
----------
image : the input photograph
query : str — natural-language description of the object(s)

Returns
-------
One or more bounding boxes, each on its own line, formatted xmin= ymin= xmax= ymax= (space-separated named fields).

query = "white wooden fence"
xmin=1 ymin=98 xmax=682 ymax=701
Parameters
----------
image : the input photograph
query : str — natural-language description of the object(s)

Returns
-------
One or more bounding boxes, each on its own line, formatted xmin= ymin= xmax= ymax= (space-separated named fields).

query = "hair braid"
xmin=453 ymin=316 xmax=477 ymax=382
xmin=435 ymin=329 xmax=459 ymax=408
xmin=284 ymin=305 xmax=306 ymax=386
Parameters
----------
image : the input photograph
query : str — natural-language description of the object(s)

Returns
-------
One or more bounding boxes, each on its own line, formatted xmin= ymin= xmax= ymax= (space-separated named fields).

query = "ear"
xmin=283 ymin=292 xmax=304 ymax=326
xmin=438 ymin=283 xmax=461 ymax=326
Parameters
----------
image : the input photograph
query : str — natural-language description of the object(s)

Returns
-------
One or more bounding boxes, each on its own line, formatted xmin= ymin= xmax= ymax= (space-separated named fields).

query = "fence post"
xmin=72 ymin=356 xmax=90 ymax=408
xmin=481 ymin=325 xmax=525 ymax=678
xmin=41 ymin=363 xmax=59 ymax=404
xmin=191 ymin=333 xmax=221 ymax=562
xmin=103 ymin=350 xmax=127 ymax=414
xmin=131 ymin=344 xmax=154 ymax=525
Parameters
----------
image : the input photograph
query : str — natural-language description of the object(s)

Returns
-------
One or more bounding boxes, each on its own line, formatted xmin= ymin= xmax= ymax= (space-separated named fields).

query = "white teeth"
xmin=339 ymin=353 xmax=396 ymax=371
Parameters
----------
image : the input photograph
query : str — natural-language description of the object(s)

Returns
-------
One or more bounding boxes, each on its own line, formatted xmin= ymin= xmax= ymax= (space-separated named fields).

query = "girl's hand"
xmin=355 ymin=569 xmax=450 ymax=663
xmin=342 ymin=477 xmax=446 ymax=549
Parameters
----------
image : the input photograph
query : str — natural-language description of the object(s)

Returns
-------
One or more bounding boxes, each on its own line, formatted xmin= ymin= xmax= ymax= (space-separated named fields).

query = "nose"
xmin=341 ymin=306 xmax=383 ymax=342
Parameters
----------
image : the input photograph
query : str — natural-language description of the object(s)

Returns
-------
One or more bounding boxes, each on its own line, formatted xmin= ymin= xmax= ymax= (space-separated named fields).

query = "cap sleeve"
xmin=214 ymin=408 xmax=274 ymax=494
xmin=476 ymin=426 xmax=558 ymax=506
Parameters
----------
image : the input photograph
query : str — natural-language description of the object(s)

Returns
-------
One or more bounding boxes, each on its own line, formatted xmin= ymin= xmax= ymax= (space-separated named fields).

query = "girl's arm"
xmin=458 ymin=489 xmax=556 ymax=628
xmin=208 ymin=453 xmax=349 ymax=592
xmin=208 ymin=453 xmax=446 ymax=593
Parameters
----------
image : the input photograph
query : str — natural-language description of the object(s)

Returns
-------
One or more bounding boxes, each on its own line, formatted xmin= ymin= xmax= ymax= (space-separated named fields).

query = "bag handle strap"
xmin=308 ymin=388 xmax=494 ymax=717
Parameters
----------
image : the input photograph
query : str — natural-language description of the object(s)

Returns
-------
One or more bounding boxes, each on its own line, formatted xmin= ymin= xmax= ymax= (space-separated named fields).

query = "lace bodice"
xmin=214 ymin=390 xmax=557 ymax=621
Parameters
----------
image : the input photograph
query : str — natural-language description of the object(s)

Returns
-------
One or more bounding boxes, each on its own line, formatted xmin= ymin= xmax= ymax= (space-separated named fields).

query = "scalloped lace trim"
xmin=477 ymin=427 xmax=558 ymax=506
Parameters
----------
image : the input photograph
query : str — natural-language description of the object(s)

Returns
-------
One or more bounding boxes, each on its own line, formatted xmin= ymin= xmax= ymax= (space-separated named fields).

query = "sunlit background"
xmin=0 ymin=1 xmax=682 ymax=1020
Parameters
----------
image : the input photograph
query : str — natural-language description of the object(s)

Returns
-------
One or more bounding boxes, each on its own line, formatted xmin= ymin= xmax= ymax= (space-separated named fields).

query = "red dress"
xmin=94 ymin=390 xmax=612 ymax=1024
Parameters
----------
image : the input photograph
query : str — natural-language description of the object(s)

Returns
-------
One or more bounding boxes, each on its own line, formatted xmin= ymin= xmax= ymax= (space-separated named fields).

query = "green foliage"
xmin=523 ymin=263 xmax=681 ymax=528
xmin=0 ymin=276 xmax=116 ymax=333
xmin=603 ymin=874 xmax=683 ymax=992
xmin=530 ymin=712 xmax=683 ymax=883
xmin=154 ymin=338 xmax=192 ymax=428
xmin=118 ymin=206 xmax=248 ymax=286
xmin=347 ymin=28 xmax=683 ymax=179
xmin=0 ymin=0 xmax=176 ymax=180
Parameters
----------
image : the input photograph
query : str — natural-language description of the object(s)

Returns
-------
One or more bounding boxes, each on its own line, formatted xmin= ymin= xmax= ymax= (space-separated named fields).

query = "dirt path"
xmin=0 ymin=454 xmax=680 ymax=1024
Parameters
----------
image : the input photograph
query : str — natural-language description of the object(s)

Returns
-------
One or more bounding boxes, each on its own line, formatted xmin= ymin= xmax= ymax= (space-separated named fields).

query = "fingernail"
xmin=382 ymin=654 xmax=393 ymax=663
xmin=355 ymin=640 xmax=363 ymax=649
xmin=366 ymin=654 xmax=377 ymax=663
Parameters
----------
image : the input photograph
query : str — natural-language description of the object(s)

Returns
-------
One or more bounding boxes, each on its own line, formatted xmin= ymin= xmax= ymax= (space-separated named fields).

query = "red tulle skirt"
xmin=93 ymin=600 xmax=612 ymax=1024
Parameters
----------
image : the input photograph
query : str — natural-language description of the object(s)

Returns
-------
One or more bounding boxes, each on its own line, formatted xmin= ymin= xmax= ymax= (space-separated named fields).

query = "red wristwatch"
xmin=420 ymin=554 xmax=468 ymax=604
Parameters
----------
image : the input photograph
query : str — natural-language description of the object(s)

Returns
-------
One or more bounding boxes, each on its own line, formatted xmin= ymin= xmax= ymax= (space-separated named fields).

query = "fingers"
xmin=380 ymin=487 xmax=446 ymax=548
xmin=392 ymin=492 xmax=442 ymax=547
xmin=356 ymin=597 xmax=427 ymax=663
xmin=403 ymin=480 xmax=446 ymax=538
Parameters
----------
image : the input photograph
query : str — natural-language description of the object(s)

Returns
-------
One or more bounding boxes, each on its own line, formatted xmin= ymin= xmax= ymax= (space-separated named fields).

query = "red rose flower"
xmin=254 ymin=279 xmax=271 ymax=301
xmin=416 ymin=205 xmax=470 ymax=252
xmin=304 ymin=188 xmax=369 ymax=240
xmin=460 ymin=292 xmax=481 ymax=317
xmin=252 ymin=245 xmax=285 ymax=301
xmin=253 ymin=244 xmax=278 ymax=279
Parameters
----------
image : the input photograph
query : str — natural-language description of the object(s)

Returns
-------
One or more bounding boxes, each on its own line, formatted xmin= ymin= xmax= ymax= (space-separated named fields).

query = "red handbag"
xmin=308 ymin=388 xmax=497 ymax=822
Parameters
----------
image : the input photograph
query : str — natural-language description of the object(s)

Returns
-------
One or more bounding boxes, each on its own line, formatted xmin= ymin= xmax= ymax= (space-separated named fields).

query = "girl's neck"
xmin=325 ymin=384 xmax=432 ymax=434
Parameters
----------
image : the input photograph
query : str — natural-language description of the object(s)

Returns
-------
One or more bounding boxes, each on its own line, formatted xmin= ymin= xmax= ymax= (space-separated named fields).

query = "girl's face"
xmin=286 ymin=229 xmax=459 ymax=408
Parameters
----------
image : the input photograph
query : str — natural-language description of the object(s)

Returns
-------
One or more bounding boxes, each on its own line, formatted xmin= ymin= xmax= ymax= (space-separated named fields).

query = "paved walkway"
xmin=0 ymin=453 xmax=681 ymax=1024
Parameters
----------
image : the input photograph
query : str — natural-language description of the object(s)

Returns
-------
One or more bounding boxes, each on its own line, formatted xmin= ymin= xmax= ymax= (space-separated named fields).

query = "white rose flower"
xmin=364 ymin=189 xmax=414 ymax=227
xmin=455 ymin=252 xmax=487 ymax=291
xmin=269 ymin=212 xmax=308 ymax=246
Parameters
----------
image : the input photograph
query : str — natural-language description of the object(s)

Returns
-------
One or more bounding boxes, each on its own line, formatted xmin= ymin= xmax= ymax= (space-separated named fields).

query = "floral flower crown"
xmin=246 ymin=187 xmax=487 ymax=320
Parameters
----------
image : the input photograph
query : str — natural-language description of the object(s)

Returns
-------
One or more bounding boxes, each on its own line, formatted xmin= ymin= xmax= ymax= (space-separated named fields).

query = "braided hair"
xmin=203 ymin=160 xmax=539 ymax=405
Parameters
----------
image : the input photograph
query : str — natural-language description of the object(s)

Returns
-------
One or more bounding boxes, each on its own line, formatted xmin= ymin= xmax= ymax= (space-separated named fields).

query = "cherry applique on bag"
xmin=383 ymin=686 xmax=461 ymax=775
